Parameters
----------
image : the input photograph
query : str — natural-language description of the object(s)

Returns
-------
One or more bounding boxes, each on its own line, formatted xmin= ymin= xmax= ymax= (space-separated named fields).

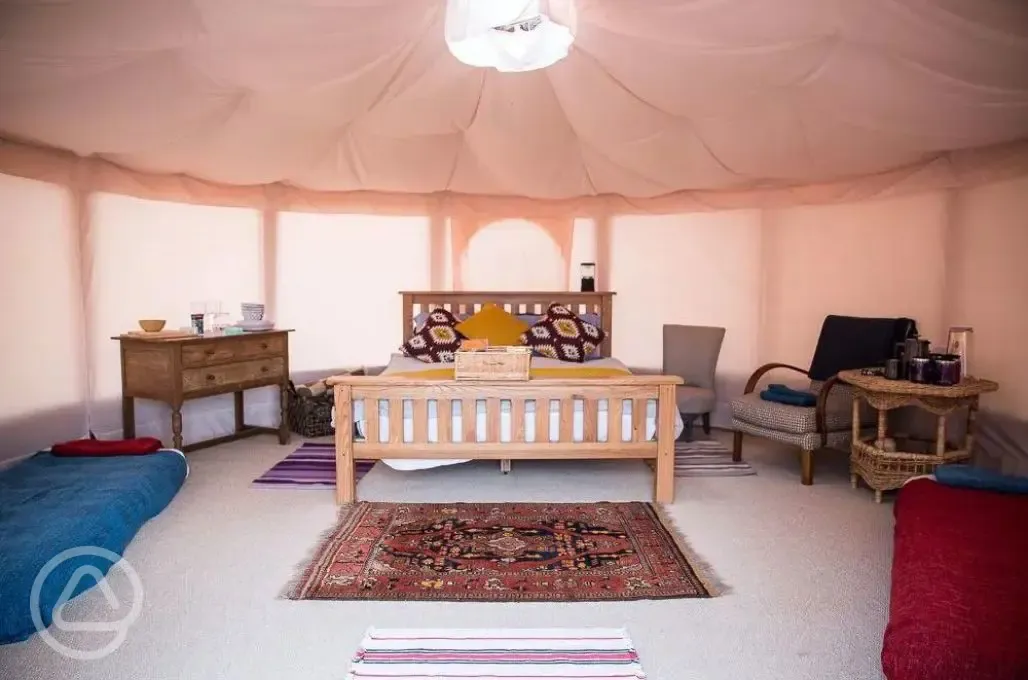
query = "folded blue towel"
xmin=767 ymin=383 xmax=810 ymax=396
xmin=935 ymin=464 xmax=1028 ymax=495
xmin=760 ymin=389 xmax=816 ymax=407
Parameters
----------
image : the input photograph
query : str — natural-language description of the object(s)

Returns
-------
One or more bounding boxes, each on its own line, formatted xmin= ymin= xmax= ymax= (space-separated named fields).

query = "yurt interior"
xmin=1 ymin=2 xmax=1027 ymax=679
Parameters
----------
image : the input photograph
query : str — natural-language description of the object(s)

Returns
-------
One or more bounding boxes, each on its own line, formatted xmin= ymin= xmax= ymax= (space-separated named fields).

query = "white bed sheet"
xmin=333 ymin=355 xmax=684 ymax=471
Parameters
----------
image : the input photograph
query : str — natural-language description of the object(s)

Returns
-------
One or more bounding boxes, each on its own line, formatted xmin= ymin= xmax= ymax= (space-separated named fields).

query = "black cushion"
xmin=807 ymin=315 xmax=917 ymax=381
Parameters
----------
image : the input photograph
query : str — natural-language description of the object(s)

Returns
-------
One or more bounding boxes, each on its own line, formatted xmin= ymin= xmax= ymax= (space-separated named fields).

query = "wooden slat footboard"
xmin=327 ymin=375 xmax=683 ymax=505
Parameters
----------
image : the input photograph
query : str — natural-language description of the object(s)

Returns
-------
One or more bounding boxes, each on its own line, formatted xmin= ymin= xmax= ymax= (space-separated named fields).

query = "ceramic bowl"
xmin=241 ymin=303 xmax=265 ymax=321
xmin=138 ymin=319 xmax=166 ymax=332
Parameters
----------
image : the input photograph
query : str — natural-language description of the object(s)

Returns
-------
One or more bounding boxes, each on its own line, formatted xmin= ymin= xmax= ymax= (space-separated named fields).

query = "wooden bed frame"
xmin=328 ymin=291 xmax=682 ymax=505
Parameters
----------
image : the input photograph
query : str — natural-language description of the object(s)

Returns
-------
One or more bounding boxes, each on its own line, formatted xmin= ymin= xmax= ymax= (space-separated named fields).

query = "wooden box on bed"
xmin=327 ymin=291 xmax=682 ymax=505
xmin=454 ymin=346 xmax=531 ymax=381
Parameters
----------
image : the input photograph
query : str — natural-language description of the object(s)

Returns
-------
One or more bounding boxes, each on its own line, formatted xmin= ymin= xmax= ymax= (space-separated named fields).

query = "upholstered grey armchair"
xmin=730 ymin=315 xmax=916 ymax=485
xmin=662 ymin=324 xmax=726 ymax=441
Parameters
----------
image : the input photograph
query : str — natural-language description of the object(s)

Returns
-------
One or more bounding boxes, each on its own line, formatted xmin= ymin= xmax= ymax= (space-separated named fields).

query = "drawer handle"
xmin=260 ymin=342 xmax=268 ymax=350
xmin=206 ymin=374 xmax=216 ymax=381
xmin=205 ymin=349 xmax=216 ymax=356
xmin=261 ymin=366 xmax=269 ymax=373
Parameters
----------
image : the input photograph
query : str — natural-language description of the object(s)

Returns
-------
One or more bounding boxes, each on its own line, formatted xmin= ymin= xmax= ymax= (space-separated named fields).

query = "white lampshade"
xmin=445 ymin=0 xmax=577 ymax=73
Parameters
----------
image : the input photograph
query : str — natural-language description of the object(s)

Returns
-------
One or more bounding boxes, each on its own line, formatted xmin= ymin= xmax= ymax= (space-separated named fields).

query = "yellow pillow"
xmin=456 ymin=304 xmax=530 ymax=346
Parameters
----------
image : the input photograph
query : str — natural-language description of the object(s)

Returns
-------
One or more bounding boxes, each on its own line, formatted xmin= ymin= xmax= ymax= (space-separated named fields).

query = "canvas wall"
xmin=1 ymin=173 xmax=1026 ymax=464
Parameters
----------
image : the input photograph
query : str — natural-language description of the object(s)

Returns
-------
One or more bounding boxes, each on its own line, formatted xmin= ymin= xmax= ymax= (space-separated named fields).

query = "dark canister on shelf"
xmin=579 ymin=262 xmax=596 ymax=292
xmin=885 ymin=358 xmax=901 ymax=380
xmin=908 ymin=357 xmax=932 ymax=383
xmin=894 ymin=342 xmax=907 ymax=379
xmin=932 ymin=353 xmax=962 ymax=386
xmin=904 ymin=337 xmax=922 ymax=360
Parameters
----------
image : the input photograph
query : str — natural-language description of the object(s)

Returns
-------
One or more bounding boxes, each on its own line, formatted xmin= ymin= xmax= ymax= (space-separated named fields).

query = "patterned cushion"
xmin=455 ymin=304 xmax=530 ymax=346
xmin=400 ymin=307 xmax=466 ymax=363
xmin=730 ymin=380 xmax=871 ymax=435
xmin=519 ymin=303 xmax=607 ymax=363
xmin=731 ymin=417 xmax=863 ymax=452
xmin=418 ymin=308 xmax=462 ymax=330
xmin=413 ymin=310 xmax=470 ymax=329
xmin=730 ymin=393 xmax=851 ymax=435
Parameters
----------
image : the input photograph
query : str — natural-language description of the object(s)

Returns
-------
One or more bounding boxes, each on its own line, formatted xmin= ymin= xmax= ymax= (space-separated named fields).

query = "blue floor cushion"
xmin=935 ymin=464 xmax=1028 ymax=495
xmin=0 ymin=450 xmax=188 ymax=644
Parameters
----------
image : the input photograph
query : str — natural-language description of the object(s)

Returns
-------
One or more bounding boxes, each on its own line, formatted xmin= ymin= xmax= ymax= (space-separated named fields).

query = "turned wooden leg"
xmin=850 ymin=473 xmax=858 ymax=489
xmin=233 ymin=391 xmax=245 ymax=433
xmin=278 ymin=382 xmax=290 ymax=445
xmin=874 ymin=489 xmax=883 ymax=504
xmin=171 ymin=405 xmax=183 ymax=450
xmin=800 ymin=449 xmax=814 ymax=485
xmin=701 ymin=412 xmax=711 ymax=435
xmin=500 ymin=459 xmax=511 ymax=474
xmin=732 ymin=430 xmax=743 ymax=462
xmin=121 ymin=396 xmax=136 ymax=439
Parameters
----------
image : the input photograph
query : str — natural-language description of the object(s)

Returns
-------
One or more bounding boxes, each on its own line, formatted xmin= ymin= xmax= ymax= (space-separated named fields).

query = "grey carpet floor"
xmin=0 ymin=431 xmax=893 ymax=680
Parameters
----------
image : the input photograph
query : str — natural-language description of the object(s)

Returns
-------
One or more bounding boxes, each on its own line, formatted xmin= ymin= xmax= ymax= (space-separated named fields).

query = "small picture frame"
xmin=946 ymin=326 xmax=973 ymax=379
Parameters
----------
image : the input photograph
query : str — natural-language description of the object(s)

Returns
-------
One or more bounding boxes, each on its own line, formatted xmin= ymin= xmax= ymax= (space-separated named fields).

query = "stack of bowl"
xmin=241 ymin=303 xmax=265 ymax=321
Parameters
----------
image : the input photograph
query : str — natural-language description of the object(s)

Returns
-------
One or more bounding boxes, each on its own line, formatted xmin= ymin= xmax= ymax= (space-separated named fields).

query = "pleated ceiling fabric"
xmin=1 ymin=0 xmax=1026 ymax=204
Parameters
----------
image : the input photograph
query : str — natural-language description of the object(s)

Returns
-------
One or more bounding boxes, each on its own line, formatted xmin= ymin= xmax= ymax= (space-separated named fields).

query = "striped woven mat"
xmin=253 ymin=439 xmax=753 ymax=489
xmin=251 ymin=442 xmax=375 ymax=489
xmin=346 ymin=628 xmax=647 ymax=679
xmin=673 ymin=439 xmax=755 ymax=477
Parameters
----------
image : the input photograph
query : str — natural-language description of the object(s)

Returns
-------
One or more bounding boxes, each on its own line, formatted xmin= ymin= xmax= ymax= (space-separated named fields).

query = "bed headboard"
xmin=400 ymin=291 xmax=616 ymax=358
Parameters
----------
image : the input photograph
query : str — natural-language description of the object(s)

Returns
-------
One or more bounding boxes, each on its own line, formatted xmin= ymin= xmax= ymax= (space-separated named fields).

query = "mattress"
xmin=0 ymin=449 xmax=188 ymax=644
xmin=334 ymin=354 xmax=684 ymax=471
xmin=882 ymin=478 xmax=1028 ymax=679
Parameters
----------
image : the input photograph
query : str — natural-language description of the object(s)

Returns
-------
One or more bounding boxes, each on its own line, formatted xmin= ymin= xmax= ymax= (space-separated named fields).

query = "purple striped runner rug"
xmin=346 ymin=627 xmax=647 ymax=679
xmin=252 ymin=442 xmax=375 ymax=489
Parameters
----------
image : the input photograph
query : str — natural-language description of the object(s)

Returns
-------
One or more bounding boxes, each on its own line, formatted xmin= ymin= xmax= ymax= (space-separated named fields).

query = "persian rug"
xmin=345 ymin=627 xmax=647 ymax=679
xmin=285 ymin=501 xmax=722 ymax=602
xmin=672 ymin=439 xmax=756 ymax=477
xmin=252 ymin=442 xmax=375 ymax=489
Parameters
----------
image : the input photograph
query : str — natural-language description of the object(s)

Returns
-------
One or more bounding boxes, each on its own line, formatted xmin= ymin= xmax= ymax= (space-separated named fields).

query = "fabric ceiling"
xmin=1 ymin=0 xmax=1027 ymax=201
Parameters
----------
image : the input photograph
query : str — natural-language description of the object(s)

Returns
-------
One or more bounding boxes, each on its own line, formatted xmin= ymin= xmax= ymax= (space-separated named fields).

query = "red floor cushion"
xmin=882 ymin=479 xmax=1028 ymax=680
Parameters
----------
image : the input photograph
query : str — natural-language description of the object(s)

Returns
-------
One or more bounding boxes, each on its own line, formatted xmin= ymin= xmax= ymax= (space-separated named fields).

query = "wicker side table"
xmin=837 ymin=369 xmax=999 ymax=503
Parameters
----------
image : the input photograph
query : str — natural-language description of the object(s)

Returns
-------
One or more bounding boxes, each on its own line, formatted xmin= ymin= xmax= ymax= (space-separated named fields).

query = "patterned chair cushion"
xmin=519 ymin=303 xmax=606 ymax=363
xmin=730 ymin=380 xmax=867 ymax=435
xmin=731 ymin=393 xmax=840 ymax=435
xmin=731 ymin=417 xmax=862 ymax=452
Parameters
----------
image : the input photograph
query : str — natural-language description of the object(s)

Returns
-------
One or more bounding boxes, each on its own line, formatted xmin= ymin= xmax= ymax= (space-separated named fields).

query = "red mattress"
xmin=882 ymin=478 xmax=1028 ymax=680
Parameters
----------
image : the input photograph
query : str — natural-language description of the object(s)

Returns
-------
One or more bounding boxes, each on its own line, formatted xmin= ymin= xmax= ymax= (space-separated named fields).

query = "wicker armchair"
xmin=730 ymin=315 xmax=917 ymax=485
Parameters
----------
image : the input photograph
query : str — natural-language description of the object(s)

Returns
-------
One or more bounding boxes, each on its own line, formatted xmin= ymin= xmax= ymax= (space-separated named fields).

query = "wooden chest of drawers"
xmin=115 ymin=330 xmax=293 ymax=451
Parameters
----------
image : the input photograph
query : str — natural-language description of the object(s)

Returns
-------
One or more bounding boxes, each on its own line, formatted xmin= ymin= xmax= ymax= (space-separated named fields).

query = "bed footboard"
xmin=327 ymin=375 xmax=682 ymax=504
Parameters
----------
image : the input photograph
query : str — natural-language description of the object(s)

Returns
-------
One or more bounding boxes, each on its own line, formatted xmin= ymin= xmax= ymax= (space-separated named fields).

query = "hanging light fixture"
xmin=445 ymin=0 xmax=577 ymax=73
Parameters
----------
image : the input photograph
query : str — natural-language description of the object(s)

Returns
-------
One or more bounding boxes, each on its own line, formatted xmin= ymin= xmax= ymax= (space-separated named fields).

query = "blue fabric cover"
xmin=0 ymin=450 xmax=187 ymax=644
xmin=935 ymin=464 xmax=1028 ymax=495
xmin=759 ymin=383 xmax=817 ymax=407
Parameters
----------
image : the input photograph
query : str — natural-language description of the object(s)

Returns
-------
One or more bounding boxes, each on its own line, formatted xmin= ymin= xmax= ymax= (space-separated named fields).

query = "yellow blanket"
xmin=391 ymin=366 xmax=632 ymax=380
